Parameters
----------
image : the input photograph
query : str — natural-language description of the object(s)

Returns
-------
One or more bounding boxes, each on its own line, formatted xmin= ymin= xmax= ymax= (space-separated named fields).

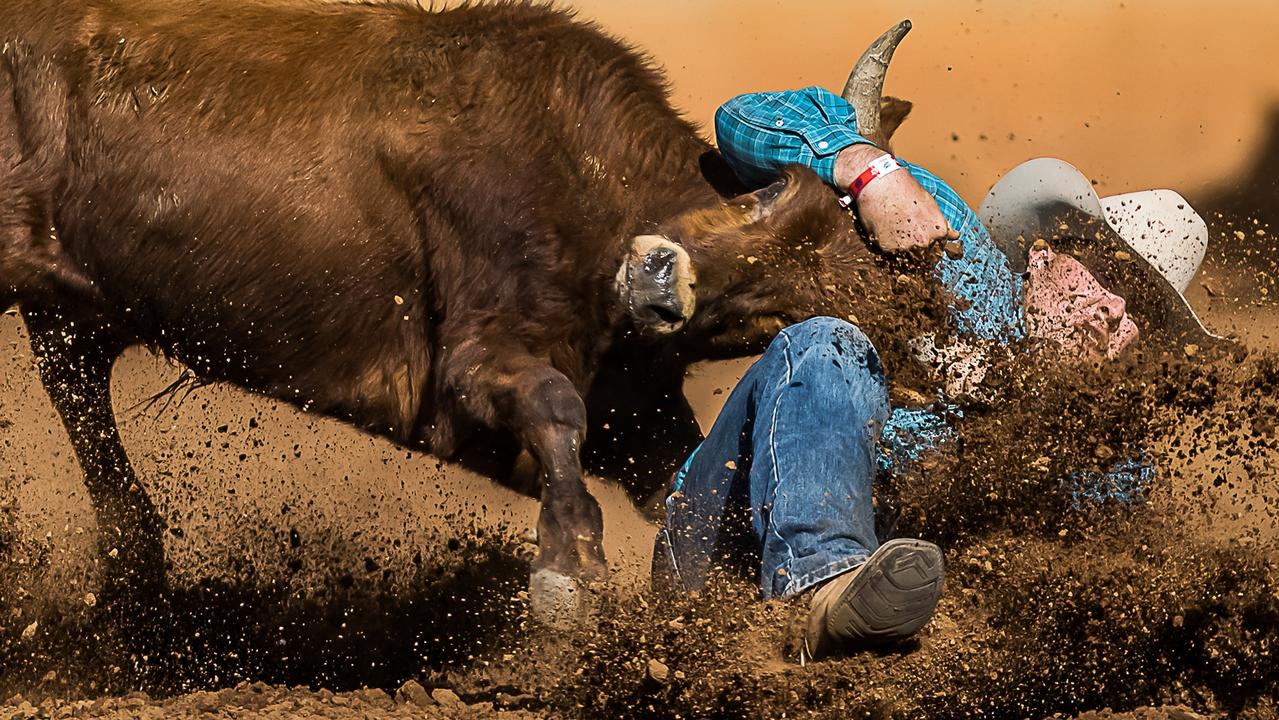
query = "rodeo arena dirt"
xmin=2 ymin=2 xmax=1278 ymax=719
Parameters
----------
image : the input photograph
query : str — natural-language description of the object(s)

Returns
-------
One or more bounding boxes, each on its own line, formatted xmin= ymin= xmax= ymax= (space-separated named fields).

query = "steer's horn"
xmin=841 ymin=19 xmax=912 ymax=144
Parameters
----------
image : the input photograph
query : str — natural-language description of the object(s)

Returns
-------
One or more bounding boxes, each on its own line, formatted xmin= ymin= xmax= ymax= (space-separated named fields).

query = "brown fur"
xmin=0 ymin=0 xmax=940 ymax=598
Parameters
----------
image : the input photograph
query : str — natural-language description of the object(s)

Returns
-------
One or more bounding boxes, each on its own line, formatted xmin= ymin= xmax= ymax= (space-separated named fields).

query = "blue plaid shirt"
xmin=715 ymin=86 xmax=1023 ymax=344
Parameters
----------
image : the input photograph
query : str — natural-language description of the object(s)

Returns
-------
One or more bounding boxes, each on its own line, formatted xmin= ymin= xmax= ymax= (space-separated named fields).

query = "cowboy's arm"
xmin=715 ymin=87 xmax=953 ymax=252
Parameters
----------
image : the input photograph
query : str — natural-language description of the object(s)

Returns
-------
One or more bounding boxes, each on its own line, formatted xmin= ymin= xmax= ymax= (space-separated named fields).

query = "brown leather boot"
xmin=802 ymin=538 xmax=945 ymax=661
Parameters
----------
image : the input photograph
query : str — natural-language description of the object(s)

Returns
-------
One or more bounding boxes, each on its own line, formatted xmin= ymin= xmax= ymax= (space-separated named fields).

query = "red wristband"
xmin=850 ymin=154 xmax=903 ymax=197
xmin=845 ymin=154 xmax=903 ymax=203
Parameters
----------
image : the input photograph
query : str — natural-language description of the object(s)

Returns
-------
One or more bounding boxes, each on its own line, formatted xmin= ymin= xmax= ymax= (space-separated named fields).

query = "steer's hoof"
xmin=528 ymin=569 xmax=594 ymax=629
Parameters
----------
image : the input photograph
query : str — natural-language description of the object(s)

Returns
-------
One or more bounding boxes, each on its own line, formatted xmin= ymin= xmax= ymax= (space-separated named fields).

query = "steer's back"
xmin=1 ymin=0 xmax=707 ymax=443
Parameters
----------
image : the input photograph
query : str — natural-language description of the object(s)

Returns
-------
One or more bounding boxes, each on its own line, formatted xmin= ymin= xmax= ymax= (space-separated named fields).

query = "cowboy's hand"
xmin=836 ymin=144 xmax=957 ymax=253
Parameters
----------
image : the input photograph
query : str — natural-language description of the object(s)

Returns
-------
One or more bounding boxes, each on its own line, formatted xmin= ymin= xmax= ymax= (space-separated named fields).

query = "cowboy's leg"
xmin=745 ymin=317 xmax=890 ymax=599
xmin=655 ymin=316 xmax=888 ymax=598
xmin=653 ymin=341 xmax=776 ymax=593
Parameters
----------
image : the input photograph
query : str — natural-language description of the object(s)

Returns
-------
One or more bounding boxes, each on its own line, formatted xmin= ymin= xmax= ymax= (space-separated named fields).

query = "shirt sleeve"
xmin=715 ymin=86 xmax=877 ymax=189
xmin=1067 ymin=452 xmax=1155 ymax=509
xmin=897 ymin=160 xmax=1026 ymax=344
xmin=879 ymin=405 xmax=956 ymax=474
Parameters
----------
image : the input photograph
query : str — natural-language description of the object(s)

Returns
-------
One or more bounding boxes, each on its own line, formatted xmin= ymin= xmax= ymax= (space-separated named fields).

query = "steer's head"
xmin=620 ymin=21 xmax=946 ymax=363
xmin=657 ymin=167 xmax=952 ymax=364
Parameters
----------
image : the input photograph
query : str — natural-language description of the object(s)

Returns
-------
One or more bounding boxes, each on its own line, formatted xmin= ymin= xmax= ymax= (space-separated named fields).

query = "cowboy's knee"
xmin=777 ymin=317 xmax=884 ymax=383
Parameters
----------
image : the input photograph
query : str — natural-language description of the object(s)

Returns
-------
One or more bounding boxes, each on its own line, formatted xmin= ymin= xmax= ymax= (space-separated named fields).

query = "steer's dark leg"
xmin=442 ymin=335 xmax=605 ymax=623
xmin=21 ymin=305 xmax=165 ymax=602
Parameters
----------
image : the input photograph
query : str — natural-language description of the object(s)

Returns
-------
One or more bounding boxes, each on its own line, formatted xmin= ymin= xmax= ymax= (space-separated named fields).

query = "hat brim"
xmin=1100 ymin=190 xmax=1207 ymax=294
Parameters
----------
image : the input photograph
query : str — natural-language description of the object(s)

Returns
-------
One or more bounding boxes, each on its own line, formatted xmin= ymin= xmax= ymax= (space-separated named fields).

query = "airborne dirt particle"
xmin=646 ymin=658 xmax=669 ymax=684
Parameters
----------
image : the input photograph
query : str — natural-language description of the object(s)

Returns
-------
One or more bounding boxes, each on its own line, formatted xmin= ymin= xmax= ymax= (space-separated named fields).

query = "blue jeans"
xmin=655 ymin=317 xmax=890 ymax=599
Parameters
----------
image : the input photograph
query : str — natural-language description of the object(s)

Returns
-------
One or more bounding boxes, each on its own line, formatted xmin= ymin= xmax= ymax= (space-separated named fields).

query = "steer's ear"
xmin=739 ymin=168 xmax=838 ymax=230
xmin=744 ymin=175 xmax=794 ymax=223
xmin=880 ymin=96 xmax=913 ymax=144
xmin=692 ymin=168 xmax=834 ymax=246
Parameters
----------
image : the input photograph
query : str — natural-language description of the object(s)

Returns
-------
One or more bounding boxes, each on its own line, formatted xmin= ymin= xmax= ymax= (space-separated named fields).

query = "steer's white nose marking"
xmin=621 ymin=235 xmax=696 ymax=315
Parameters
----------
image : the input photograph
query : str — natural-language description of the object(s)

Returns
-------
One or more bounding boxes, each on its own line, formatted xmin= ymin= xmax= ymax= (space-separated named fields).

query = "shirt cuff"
xmin=804 ymin=128 xmax=874 ymax=188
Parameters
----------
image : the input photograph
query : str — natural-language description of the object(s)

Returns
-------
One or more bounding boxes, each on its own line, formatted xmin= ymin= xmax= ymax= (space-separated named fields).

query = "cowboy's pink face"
xmin=1023 ymin=244 xmax=1140 ymax=362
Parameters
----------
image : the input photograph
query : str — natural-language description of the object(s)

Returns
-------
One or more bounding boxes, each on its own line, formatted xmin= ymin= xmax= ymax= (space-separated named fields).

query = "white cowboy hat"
xmin=977 ymin=158 xmax=1224 ymax=346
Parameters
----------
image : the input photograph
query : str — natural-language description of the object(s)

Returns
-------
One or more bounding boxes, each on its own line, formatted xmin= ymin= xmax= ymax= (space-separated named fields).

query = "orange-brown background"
xmin=581 ymin=0 xmax=1279 ymax=203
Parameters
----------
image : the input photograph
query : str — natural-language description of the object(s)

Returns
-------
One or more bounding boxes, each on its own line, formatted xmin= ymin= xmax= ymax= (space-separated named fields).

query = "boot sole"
xmin=827 ymin=538 xmax=944 ymax=644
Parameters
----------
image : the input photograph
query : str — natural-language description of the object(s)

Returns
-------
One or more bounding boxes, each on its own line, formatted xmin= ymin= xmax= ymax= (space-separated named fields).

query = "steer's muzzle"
xmin=617 ymin=235 xmax=696 ymax=335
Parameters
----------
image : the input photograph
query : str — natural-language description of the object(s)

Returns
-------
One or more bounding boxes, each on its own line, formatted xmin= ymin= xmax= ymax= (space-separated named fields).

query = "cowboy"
xmin=652 ymin=78 xmax=1219 ymax=661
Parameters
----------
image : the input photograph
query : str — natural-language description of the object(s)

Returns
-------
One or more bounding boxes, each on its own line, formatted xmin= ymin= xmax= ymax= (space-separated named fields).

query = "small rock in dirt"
xmin=212 ymin=688 xmax=241 ymax=708
xmin=20 ymin=621 xmax=37 ymax=640
xmin=430 ymin=688 xmax=462 ymax=706
xmin=495 ymin=692 xmax=536 ymax=708
xmin=647 ymin=659 xmax=670 ymax=683
xmin=355 ymin=688 xmax=393 ymax=708
xmin=262 ymin=702 xmax=296 ymax=715
xmin=397 ymin=679 xmax=433 ymax=706
xmin=190 ymin=691 xmax=219 ymax=712
xmin=82 ymin=592 xmax=96 ymax=607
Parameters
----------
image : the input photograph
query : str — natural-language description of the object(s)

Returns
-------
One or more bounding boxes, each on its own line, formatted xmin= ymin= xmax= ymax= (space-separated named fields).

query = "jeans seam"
xmin=658 ymin=522 xmax=684 ymax=589
xmin=766 ymin=331 xmax=798 ymax=596
xmin=781 ymin=553 xmax=870 ymax=598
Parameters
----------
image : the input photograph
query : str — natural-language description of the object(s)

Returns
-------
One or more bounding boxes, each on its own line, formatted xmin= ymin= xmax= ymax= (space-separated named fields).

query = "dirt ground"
xmin=2 ymin=2 xmax=1279 ymax=719
xmin=0 ymin=686 xmax=1225 ymax=720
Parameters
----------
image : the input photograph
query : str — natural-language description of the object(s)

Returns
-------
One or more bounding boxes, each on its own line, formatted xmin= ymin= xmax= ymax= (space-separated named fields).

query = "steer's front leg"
xmin=441 ymin=337 xmax=606 ymax=624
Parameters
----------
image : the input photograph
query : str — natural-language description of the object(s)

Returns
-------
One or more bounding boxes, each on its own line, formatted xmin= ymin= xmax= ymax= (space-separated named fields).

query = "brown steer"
xmin=0 ymin=0 xmax=926 ymax=622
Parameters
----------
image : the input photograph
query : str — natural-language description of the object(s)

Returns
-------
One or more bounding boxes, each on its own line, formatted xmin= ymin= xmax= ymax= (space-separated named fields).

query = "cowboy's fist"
xmin=836 ymin=144 xmax=957 ymax=253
